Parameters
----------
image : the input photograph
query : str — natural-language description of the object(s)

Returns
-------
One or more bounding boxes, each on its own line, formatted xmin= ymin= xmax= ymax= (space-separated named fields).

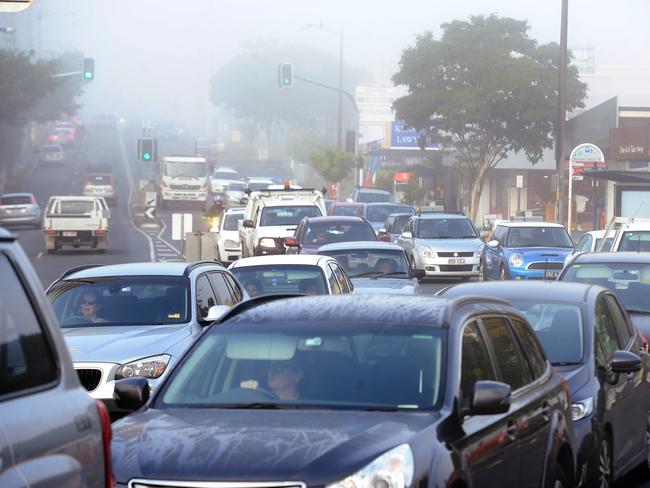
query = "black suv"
xmin=111 ymin=294 xmax=575 ymax=487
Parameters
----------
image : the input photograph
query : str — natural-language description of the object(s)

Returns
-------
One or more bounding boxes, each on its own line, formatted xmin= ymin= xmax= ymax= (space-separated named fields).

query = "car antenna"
xmin=632 ymin=201 xmax=645 ymax=219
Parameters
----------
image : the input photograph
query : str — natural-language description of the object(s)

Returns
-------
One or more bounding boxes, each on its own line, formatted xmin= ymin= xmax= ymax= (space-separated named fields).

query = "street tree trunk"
xmin=468 ymin=158 xmax=491 ymax=223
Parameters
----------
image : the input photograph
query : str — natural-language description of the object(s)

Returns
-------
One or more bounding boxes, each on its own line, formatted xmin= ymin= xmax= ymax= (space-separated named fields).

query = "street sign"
xmin=171 ymin=213 xmax=193 ymax=240
xmin=145 ymin=191 xmax=157 ymax=208
xmin=568 ymin=143 xmax=605 ymax=231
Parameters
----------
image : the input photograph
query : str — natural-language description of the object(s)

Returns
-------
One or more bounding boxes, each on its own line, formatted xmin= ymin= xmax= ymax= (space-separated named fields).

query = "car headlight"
xmin=224 ymin=239 xmax=239 ymax=247
xmin=509 ymin=253 xmax=524 ymax=268
xmin=259 ymin=237 xmax=277 ymax=248
xmin=115 ymin=354 xmax=170 ymax=380
xmin=571 ymin=397 xmax=594 ymax=421
xmin=418 ymin=245 xmax=435 ymax=258
xmin=326 ymin=444 xmax=414 ymax=488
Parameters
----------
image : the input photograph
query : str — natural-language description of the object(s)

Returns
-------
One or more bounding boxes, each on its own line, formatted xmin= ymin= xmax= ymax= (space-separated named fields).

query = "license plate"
xmin=448 ymin=258 xmax=466 ymax=265
xmin=62 ymin=231 xmax=77 ymax=237
xmin=545 ymin=271 xmax=559 ymax=279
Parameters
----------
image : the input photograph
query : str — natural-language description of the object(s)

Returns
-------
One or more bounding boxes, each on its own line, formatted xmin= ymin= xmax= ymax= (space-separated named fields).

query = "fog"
xmin=2 ymin=0 xmax=650 ymax=133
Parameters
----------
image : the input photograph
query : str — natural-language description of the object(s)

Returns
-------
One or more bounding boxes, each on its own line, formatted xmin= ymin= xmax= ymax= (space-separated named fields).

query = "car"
xmin=229 ymin=254 xmax=354 ymax=297
xmin=0 ymin=228 xmax=112 ymax=487
xmin=285 ymin=216 xmax=377 ymax=255
xmin=0 ymin=192 xmax=41 ymax=228
xmin=356 ymin=202 xmax=415 ymax=233
xmin=324 ymin=199 xmax=336 ymax=214
xmin=349 ymin=186 xmax=393 ymax=203
xmin=49 ymin=127 xmax=75 ymax=146
xmin=438 ymin=280 xmax=650 ymax=487
xmin=42 ymin=196 xmax=110 ymax=253
xmin=317 ymin=241 xmax=423 ymax=294
xmin=37 ymin=143 xmax=65 ymax=164
xmin=225 ymin=180 xmax=247 ymax=206
xmin=210 ymin=167 xmax=240 ymax=194
xmin=481 ymin=221 xmax=573 ymax=280
xmin=558 ymin=252 xmax=650 ymax=340
xmin=380 ymin=212 xmax=414 ymax=242
xmin=573 ymin=230 xmax=615 ymax=254
xmin=607 ymin=218 xmax=650 ymax=252
xmin=245 ymin=176 xmax=275 ymax=193
xmin=45 ymin=261 xmax=247 ymax=417
xmin=215 ymin=207 xmax=245 ymax=264
xmin=328 ymin=201 xmax=364 ymax=216
xmin=82 ymin=173 xmax=117 ymax=206
xmin=397 ymin=212 xmax=485 ymax=279
xmin=110 ymin=294 xmax=575 ymax=488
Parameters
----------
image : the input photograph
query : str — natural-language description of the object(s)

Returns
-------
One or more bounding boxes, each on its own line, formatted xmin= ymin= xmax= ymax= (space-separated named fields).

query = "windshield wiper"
xmin=373 ymin=271 xmax=411 ymax=279
xmin=626 ymin=309 xmax=650 ymax=315
xmin=352 ymin=271 xmax=382 ymax=278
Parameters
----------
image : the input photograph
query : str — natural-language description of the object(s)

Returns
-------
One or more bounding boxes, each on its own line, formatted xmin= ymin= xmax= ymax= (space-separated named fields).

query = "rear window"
xmin=366 ymin=205 xmax=414 ymax=223
xmin=59 ymin=201 xmax=94 ymax=214
xmin=332 ymin=206 xmax=361 ymax=216
xmin=302 ymin=222 xmax=377 ymax=245
xmin=620 ymin=232 xmax=650 ymax=252
xmin=85 ymin=175 xmax=112 ymax=185
xmin=231 ymin=265 xmax=327 ymax=296
xmin=1 ymin=196 xmax=32 ymax=205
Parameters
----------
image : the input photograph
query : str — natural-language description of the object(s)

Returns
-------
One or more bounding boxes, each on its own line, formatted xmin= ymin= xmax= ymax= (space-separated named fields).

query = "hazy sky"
xmin=3 ymin=0 xmax=649 ymax=131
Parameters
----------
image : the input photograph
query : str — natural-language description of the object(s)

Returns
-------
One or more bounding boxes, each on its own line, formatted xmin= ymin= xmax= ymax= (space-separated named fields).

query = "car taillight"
xmin=95 ymin=401 xmax=115 ymax=488
xmin=30 ymin=196 xmax=37 ymax=205
xmin=96 ymin=230 xmax=106 ymax=235
xmin=67 ymin=134 xmax=73 ymax=140
xmin=49 ymin=135 xmax=56 ymax=141
xmin=45 ymin=229 xmax=55 ymax=235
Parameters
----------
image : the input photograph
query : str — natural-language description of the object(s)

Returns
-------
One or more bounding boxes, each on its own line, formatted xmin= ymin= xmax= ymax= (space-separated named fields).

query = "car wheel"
xmin=597 ymin=434 xmax=614 ymax=488
xmin=547 ymin=461 xmax=570 ymax=488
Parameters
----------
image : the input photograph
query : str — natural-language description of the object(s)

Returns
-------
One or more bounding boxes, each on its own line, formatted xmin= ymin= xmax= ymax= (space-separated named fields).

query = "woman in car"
xmin=79 ymin=291 xmax=107 ymax=323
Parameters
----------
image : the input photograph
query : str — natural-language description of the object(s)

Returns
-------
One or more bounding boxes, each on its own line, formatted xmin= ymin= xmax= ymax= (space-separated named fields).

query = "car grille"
xmin=76 ymin=368 xmax=102 ymax=391
xmin=127 ymin=481 xmax=307 ymax=488
xmin=439 ymin=265 xmax=474 ymax=272
xmin=170 ymin=184 xmax=201 ymax=190
xmin=527 ymin=262 xmax=564 ymax=270
xmin=437 ymin=251 xmax=474 ymax=258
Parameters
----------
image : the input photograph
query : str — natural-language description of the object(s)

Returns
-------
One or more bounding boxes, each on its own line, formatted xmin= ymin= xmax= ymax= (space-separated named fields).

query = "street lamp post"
xmin=556 ymin=0 xmax=569 ymax=226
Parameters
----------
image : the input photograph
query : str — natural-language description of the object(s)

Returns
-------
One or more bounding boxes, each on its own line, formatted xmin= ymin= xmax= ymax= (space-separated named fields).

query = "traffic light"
xmin=278 ymin=63 xmax=293 ymax=88
xmin=137 ymin=138 xmax=157 ymax=162
xmin=82 ymin=58 xmax=95 ymax=81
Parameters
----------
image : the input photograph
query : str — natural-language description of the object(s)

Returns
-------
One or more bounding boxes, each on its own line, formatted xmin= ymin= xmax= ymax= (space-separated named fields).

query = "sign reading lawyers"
xmin=390 ymin=121 xmax=441 ymax=150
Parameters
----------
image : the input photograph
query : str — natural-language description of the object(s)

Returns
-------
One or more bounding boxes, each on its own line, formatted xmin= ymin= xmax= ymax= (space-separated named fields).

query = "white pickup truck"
xmin=239 ymin=188 xmax=326 ymax=257
xmin=43 ymin=196 xmax=109 ymax=253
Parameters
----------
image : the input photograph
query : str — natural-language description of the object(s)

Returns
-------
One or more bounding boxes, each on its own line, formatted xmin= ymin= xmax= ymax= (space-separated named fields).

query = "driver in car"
xmin=79 ymin=291 xmax=107 ymax=323
xmin=240 ymin=359 xmax=304 ymax=401
xmin=376 ymin=258 xmax=397 ymax=274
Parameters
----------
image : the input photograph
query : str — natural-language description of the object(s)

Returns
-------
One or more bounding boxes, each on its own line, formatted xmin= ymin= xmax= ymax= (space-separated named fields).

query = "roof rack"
xmin=214 ymin=293 xmax=306 ymax=324
xmin=183 ymin=260 xmax=224 ymax=276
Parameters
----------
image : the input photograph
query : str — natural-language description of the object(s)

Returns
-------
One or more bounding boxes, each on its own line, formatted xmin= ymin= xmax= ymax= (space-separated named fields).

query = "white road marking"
xmin=36 ymin=251 xmax=43 ymax=259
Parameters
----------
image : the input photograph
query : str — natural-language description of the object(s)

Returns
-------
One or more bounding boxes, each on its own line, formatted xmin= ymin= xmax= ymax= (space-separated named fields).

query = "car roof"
xmin=414 ymin=213 xmax=468 ymax=220
xmin=569 ymin=252 xmax=650 ymax=264
xmin=332 ymin=202 xmax=363 ymax=207
xmin=388 ymin=212 xmax=414 ymax=218
xmin=317 ymin=241 xmax=405 ymax=252
xmin=230 ymin=254 xmax=333 ymax=268
xmin=304 ymin=216 xmax=367 ymax=223
xmin=495 ymin=221 xmax=565 ymax=228
xmin=365 ymin=202 xmax=411 ymax=207
xmin=356 ymin=188 xmax=391 ymax=194
xmin=224 ymin=207 xmax=245 ymax=214
xmin=440 ymin=280 xmax=599 ymax=303
xmin=84 ymin=172 xmax=113 ymax=177
xmin=1 ymin=192 xmax=34 ymax=198
xmin=621 ymin=223 xmax=650 ymax=231
xmin=63 ymin=262 xmax=223 ymax=280
xmin=582 ymin=230 xmax=610 ymax=238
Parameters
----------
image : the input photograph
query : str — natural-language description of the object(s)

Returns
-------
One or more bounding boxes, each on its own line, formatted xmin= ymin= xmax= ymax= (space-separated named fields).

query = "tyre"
xmin=548 ymin=462 xmax=570 ymax=488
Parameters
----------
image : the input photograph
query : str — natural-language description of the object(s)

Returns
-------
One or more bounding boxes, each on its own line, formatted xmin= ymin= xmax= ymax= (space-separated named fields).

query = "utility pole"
xmin=556 ymin=0 xmax=568 ymax=225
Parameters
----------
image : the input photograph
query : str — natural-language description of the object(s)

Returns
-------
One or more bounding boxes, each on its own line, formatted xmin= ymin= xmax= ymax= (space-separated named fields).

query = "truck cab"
xmin=158 ymin=155 xmax=208 ymax=209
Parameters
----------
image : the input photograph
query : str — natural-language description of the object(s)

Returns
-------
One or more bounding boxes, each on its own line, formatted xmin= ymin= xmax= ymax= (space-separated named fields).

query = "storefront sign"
xmin=610 ymin=127 xmax=650 ymax=161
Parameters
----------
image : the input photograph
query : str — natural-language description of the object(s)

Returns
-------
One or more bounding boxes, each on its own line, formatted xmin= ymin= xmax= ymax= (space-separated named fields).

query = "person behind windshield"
xmin=241 ymin=360 xmax=304 ymax=401
xmin=79 ymin=291 xmax=106 ymax=323
xmin=375 ymin=258 xmax=397 ymax=274
xmin=299 ymin=279 xmax=319 ymax=295
xmin=243 ymin=280 xmax=262 ymax=297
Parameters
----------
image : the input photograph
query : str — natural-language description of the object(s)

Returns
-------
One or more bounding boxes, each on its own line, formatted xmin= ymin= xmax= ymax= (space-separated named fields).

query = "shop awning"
xmin=583 ymin=170 xmax=650 ymax=184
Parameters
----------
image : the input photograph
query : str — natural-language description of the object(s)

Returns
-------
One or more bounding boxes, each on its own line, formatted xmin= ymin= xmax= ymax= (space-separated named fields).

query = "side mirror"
xmin=466 ymin=380 xmax=511 ymax=416
xmin=487 ymin=240 xmax=499 ymax=248
xmin=401 ymin=231 xmax=413 ymax=239
xmin=114 ymin=377 xmax=150 ymax=411
xmin=284 ymin=237 xmax=298 ymax=247
xmin=203 ymin=304 xmax=231 ymax=323
xmin=243 ymin=219 xmax=255 ymax=228
xmin=479 ymin=230 xmax=489 ymax=239
xmin=412 ymin=269 xmax=426 ymax=280
xmin=611 ymin=350 xmax=642 ymax=373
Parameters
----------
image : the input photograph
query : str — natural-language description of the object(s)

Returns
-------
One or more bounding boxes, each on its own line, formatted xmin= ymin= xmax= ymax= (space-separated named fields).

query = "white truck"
xmin=239 ymin=188 xmax=326 ymax=257
xmin=158 ymin=155 xmax=209 ymax=209
xmin=43 ymin=196 xmax=109 ymax=253
xmin=596 ymin=217 xmax=650 ymax=252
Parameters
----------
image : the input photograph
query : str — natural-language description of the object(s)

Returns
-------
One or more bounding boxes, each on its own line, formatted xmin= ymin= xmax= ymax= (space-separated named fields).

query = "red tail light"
xmin=67 ymin=134 xmax=73 ymax=140
xmin=95 ymin=401 xmax=115 ymax=488
xmin=45 ymin=229 xmax=55 ymax=235
xmin=96 ymin=230 xmax=106 ymax=235
xmin=30 ymin=196 xmax=37 ymax=205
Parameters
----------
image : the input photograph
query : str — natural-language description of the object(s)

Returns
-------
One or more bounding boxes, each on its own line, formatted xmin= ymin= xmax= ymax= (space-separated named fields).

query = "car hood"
xmin=62 ymin=324 xmax=192 ymax=363
xmin=628 ymin=313 xmax=650 ymax=339
xmin=112 ymin=408 xmax=438 ymax=484
xmin=504 ymin=247 xmax=573 ymax=261
xmin=352 ymin=277 xmax=420 ymax=295
xmin=256 ymin=225 xmax=298 ymax=239
xmin=553 ymin=363 xmax=590 ymax=393
xmin=415 ymin=238 xmax=482 ymax=252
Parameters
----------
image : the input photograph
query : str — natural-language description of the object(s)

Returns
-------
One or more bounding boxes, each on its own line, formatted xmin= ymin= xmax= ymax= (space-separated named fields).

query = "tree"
xmin=392 ymin=15 xmax=587 ymax=221
xmin=308 ymin=146 xmax=355 ymax=184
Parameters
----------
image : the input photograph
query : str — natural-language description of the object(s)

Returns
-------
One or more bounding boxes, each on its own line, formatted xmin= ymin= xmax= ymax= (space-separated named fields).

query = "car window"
xmin=594 ymin=297 xmax=621 ymax=362
xmin=302 ymin=222 xmax=376 ymax=245
xmin=231 ymin=265 xmax=328 ymax=295
xmin=604 ymin=295 xmax=632 ymax=347
xmin=208 ymin=272 xmax=236 ymax=307
xmin=575 ymin=235 xmax=590 ymax=252
xmin=196 ymin=274 xmax=218 ymax=318
xmin=223 ymin=274 xmax=243 ymax=303
xmin=460 ymin=321 xmax=495 ymax=408
xmin=505 ymin=226 xmax=573 ymax=248
xmin=492 ymin=225 xmax=507 ymax=243
xmin=0 ymin=255 xmax=58 ymax=398
xmin=330 ymin=263 xmax=351 ymax=294
xmin=1 ymin=196 xmax=32 ymax=205
xmin=510 ymin=317 xmax=547 ymax=379
xmin=325 ymin=265 xmax=342 ymax=295
xmin=620 ymin=231 xmax=650 ymax=252
xmin=417 ymin=218 xmax=477 ymax=239
xmin=482 ymin=316 xmax=532 ymax=390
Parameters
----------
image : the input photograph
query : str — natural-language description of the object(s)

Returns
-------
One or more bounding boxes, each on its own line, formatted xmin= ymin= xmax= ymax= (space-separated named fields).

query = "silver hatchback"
xmin=0 ymin=193 xmax=41 ymax=228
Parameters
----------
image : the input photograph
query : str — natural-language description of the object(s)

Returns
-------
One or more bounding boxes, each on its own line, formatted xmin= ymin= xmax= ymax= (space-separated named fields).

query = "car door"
xmin=195 ymin=273 xmax=218 ymax=320
xmin=454 ymin=319 xmax=518 ymax=486
xmin=484 ymin=225 xmax=507 ymax=280
xmin=397 ymin=218 xmax=415 ymax=258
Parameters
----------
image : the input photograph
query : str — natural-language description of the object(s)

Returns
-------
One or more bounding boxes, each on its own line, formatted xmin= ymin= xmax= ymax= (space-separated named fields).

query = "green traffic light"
xmin=84 ymin=72 xmax=93 ymax=79
xmin=143 ymin=153 xmax=151 ymax=160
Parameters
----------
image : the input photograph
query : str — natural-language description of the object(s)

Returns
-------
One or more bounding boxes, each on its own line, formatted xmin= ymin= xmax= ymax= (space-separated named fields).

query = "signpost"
xmin=171 ymin=213 xmax=193 ymax=241
xmin=144 ymin=192 xmax=157 ymax=220
xmin=568 ymin=143 xmax=605 ymax=232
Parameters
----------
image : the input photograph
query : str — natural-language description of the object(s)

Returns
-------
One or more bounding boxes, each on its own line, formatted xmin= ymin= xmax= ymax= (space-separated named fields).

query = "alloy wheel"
xmin=598 ymin=436 xmax=613 ymax=488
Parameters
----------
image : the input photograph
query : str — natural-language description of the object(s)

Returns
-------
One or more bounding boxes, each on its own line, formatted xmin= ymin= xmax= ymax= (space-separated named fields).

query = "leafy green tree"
xmin=392 ymin=15 xmax=587 ymax=221
xmin=401 ymin=178 xmax=426 ymax=206
xmin=308 ymin=146 xmax=355 ymax=184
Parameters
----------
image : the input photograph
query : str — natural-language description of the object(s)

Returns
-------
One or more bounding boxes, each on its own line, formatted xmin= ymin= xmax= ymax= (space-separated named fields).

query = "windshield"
xmin=619 ymin=232 xmax=650 ymax=252
xmin=357 ymin=192 xmax=392 ymax=203
xmin=159 ymin=323 xmax=445 ymax=410
xmin=1 ymin=196 xmax=32 ymax=205
xmin=392 ymin=215 xmax=411 ymax=233
xmin=322 ymin=249 xmax=410 ymax=277
xmin=417 ymin=218 xmax=477 ymax=239
xmin=505 ymin=227 xmax=573 ymax=247
xmin=508 ymin=299 xmax=584 ymax=364
xmin=332 ymin=205 xmax=361 ymax=216
xmin=228 ymin=181 xmax=246 ymax=191
xmin=260 ymin=205 xmax=322 ymax=226
xmin=164 ymin=162 xmax=206 ymax=178
xmin=214 ymin=171 xmax=239 ymax=180
xmin=231 ymin=265 xmax=327 ymax=296
xmin=302 ymin=222 xmax=376 ymax=245
xmin=223 ymin=213 xmax=243 ymax=231
xmin=247 ymin=181 xmax=272 ymax=191
xmin=48 ymin=276 xmax=190 ymax=327
xmin=562 ymin=263 xmax=650 ymax=312
xmin=366 ymin=205 xmax=414 ymax=223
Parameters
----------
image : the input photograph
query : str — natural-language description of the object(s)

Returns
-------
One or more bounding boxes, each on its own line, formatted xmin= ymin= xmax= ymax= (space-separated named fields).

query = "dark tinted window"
xmin=505 ymin=226 xmax=573 ymax=248
xmin=326 ymin=265 xmax=341 ymax=295
xmin=366 ymin=205 xmax=414 ymax=223
xmin=260 ymin=206 xmax=322 ymax=226
xmin=330 ymin=263 xmax=351 ymax=294
xmin=208 ymin=272 xmax=235 ymax=307
xmin=86 ymin=175 xmax=112 ymax=185
xmin=332 ymin=206 xmax=362 ymax=216
xmin=232 ymin=265 xmax=328 ymax=295
xmin=620 ymin=231 xmax=650 ymax=252
xmin=1 ymin=196 xmax=32 ymax=205
xmin=483 ymin=317 xmax=532 ymax=390
xmin=196 ymin=275 xmax=217 ymax=318
xmin=356 ymin=191 xmax=392 ymax=203
xmin=223 ymin=274 xmax=243 ymax=303
xmin=0 ymin=255 xmax=57 ymax=397
xmin=604 ymin=295 xmax=632 ymax=346
xmin=460 ymin=321 xmax=495 ymax=406
xmin=594 ymin=297 xmax=620 ymax=362
xmin=510 ymin=318 xmax=547 ymax=379
xmin=303 ymin=222 xmax=376 ymax=245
